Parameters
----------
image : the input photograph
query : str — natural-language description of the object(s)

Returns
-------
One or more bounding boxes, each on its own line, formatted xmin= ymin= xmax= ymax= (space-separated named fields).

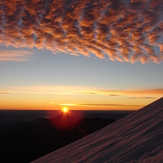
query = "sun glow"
xmin=62 ymin=107 xmax=68 ymax=113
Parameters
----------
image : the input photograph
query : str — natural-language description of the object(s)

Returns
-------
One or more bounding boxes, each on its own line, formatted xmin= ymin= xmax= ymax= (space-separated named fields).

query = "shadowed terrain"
xmin=0 ymin=115 xmax=117 ymax=163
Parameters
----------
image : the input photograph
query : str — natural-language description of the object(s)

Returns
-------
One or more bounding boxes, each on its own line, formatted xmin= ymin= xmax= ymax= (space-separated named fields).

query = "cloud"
xmin=83 ymin=88 xmax=163 ymax=96
xmin=0 ymin=0 xmax=163 ymax=63
xmin=0 ymin=49 xmax=35 ymax=61
xmin=4 ymin=85 xmax=87 ymax=95
xmin=77 ymin=103 xmax=142 ymax=108
xmin=123 ymin=89 xmax=163 ymax=95
xmin=3 ymin=85 xmax=163 ymax=96
xmin=59 ymin=103 xmax=77 ymax=106
xmin=127 ymin=96 xmax=157 ymax=99
xmin=0 ymin=90 xmax=11 ymax=94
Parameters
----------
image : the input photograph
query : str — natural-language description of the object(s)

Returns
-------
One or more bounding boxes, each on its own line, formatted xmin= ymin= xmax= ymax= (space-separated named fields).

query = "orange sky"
xmin=0 ymin=86 xmax=162 ymax=110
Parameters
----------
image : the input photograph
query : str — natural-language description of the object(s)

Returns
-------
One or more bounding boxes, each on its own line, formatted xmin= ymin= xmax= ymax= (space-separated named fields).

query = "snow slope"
xmin=32 ymin=97 xmax=163 ymax=163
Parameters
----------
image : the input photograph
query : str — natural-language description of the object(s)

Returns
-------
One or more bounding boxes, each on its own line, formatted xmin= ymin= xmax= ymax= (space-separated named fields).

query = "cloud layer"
xmin=0 ymin=0 xmax=163 ymax=63
xmin=1 ymin=85 xmax=163 ymax=96
xmin=0 ymin=49 xmax=35 ymax=61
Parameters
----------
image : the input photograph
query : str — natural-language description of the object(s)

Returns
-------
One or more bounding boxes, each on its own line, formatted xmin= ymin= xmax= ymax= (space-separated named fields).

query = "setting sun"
xmin=62 ymin=107 xmax=68 ymax=113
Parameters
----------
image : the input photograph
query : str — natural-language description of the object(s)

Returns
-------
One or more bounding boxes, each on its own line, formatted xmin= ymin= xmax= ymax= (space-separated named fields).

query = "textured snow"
xmin=32 ymin=97 xmax=163 ymax=163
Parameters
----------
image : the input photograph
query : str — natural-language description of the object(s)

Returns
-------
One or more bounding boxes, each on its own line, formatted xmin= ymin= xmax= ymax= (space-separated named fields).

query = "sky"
xmin=0 ymin=0 xmax=163 ymax=110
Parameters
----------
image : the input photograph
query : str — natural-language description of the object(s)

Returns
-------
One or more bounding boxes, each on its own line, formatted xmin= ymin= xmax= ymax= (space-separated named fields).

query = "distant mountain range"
xmin=0 ymin=110 xmax=133 ymax=126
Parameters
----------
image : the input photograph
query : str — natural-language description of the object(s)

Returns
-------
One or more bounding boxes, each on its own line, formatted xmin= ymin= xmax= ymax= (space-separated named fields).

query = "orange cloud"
xmin=0 ymin=49 xmax=35 ymax=61
xmin=158 ymin=43 xmax=163 ymax=53
xmin=2 ymin=85 xmax=163 ymax=96
xmin=0 ymin=90 xmax=11 ymax=94
xmin=0 ymin=0 xmax=163 ymax=63
xmin=77 ymin=103 xmax=143 ymax=108
xmin=83 ymin=88 xmax=163 ymax=96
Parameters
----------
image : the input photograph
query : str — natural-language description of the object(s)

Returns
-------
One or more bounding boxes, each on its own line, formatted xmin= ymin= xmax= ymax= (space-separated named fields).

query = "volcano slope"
xmin=33 ymin=97 xmax=163 ymax=163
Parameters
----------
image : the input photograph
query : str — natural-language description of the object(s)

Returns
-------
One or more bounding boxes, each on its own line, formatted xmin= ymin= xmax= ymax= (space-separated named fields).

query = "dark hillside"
xmin=0 ymin=117 xmax=115 ymax=163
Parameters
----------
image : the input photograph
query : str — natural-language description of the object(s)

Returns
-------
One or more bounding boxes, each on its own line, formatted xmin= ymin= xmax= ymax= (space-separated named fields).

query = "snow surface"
xmin=32 ymin=97 xmax=163 ymax=163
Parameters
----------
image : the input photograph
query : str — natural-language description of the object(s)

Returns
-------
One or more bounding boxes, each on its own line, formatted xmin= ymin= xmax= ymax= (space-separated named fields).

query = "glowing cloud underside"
xmin=0 ymin=0 xmax=163 ymax=63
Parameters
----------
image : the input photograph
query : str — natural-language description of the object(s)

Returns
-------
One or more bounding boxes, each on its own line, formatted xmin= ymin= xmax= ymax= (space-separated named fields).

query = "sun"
xmin=62 ymin=107 xmax=68 ymax=113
